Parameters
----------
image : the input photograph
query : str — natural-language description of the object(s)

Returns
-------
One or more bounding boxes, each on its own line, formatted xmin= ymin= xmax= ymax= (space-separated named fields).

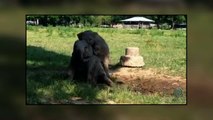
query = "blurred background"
xmin=0 ymin=0 xmax=213 ymax=120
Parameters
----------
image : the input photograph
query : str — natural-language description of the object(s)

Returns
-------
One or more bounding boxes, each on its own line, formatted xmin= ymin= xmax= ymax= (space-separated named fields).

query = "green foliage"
xmin=27 ymin=26 xmax=186 ymax=104
xmin=26 ymin=15 xmax=186 ymax=29
xmin=160 ymin=23 xmax=170 ymax=30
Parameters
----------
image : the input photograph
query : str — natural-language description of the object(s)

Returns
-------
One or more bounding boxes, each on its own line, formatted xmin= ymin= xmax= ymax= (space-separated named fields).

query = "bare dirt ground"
xmin=110 ymin=67 xmax=186 ymax=95
xmin=45 ymin=67 xmax=186 ymax=104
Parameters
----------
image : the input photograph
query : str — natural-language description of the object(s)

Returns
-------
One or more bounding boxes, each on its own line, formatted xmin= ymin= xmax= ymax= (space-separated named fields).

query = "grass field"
xmin=26 ymin=26 xmax=186 ymax=104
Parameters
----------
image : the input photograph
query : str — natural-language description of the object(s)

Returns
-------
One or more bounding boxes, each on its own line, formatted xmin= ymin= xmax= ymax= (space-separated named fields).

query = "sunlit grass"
xmin=27 ymin=26 xmax=186 ymax=104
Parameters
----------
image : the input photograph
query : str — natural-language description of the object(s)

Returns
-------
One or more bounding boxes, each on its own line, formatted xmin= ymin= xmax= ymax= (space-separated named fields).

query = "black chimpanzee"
xmin=68 ymin=40 xmax=113 ymax=86
xmin=67 ymin=40 xmax=92 ymax=82
xmin=85 ymin=55 xmax=113 ymax=86
xmin=77 ymin=30 xmax=110 ymax=78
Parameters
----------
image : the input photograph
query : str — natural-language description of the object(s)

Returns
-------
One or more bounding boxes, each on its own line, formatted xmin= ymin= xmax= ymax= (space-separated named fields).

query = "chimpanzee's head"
xmin=73 ymin=40 xmax=93 ymax=61
xmin=77 ymin=30 xmax=98 ymax=46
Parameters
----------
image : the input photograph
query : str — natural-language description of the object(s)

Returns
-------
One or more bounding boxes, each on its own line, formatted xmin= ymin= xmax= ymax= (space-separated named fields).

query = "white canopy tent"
xmin=120 ymin=17 xmax=155 ymax=29
xmin=121 ymin=17 xmax=155 ymax=22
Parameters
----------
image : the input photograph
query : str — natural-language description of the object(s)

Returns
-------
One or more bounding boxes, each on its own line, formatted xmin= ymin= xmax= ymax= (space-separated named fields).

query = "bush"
xmin=160 ymin=23 xmax=170 ymax=30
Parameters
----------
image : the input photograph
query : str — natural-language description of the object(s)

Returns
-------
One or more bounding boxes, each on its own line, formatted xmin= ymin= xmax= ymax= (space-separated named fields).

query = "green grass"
xmin=27 ymin=26 xmax=186 ymax=104
xmin=27 ymin=78 xmax=186 ymax=104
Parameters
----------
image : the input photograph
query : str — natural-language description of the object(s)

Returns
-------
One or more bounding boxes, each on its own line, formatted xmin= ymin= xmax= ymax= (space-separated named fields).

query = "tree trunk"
xmin=171 ymin=22 xmax=175 ymax=29
xmin=156 ymin=16 xmax=160 ymax=29
xmin=170 ymin=17 xmax=174 ymax=29
xmin=156 ymin=22 xmax=160 ymax=29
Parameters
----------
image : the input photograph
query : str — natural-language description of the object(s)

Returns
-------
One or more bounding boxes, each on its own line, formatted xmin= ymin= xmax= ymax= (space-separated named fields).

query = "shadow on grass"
xmin=27 ymin=45 xmax=70 ymax=71
xmin=27 ymin=45 xmax=107 ymax=104
xmin=0 ymin=35 xmax=106 ymax=118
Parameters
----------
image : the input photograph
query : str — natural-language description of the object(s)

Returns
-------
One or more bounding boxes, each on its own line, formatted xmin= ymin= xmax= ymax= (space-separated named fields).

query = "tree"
xmin=111 ymin=16 xmax=131 ymax=24
xmin=166 ymin=15 xmax=186 ymax=29
xmin=48 ymin=16 xmax=59 ymax=26
xmin=26 ymin=15 xmax=186 ymax=29
xmin=146 ymin=15 xmax=186 ymax=29
xmin=147 ymin=15 xmax=164 ymax=29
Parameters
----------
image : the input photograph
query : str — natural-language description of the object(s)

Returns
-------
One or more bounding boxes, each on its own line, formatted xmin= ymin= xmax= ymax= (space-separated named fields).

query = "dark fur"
xmin=68 ymin=40 xmax=113 ymax=86
xmin=68 ymin=40 xmax=93 ymax=81
xmin=85 ymin=55 xmax=113 ymax=86
xmin=77 ymin=30 xmax=110 ymax=78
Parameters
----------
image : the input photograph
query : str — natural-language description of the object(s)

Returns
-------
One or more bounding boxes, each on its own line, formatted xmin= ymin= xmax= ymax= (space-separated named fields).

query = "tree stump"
xmin=120 ymin=47 xmax=145 ymax=67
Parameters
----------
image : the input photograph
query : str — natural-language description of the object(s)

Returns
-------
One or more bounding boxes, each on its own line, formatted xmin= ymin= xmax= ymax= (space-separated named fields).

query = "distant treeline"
xmin=26 ymin=15 xmax=186 ymax=29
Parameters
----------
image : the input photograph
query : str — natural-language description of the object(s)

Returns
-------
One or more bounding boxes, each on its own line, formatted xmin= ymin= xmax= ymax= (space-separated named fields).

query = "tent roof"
xmin=121 ymin=17 xmax=154 ymax=22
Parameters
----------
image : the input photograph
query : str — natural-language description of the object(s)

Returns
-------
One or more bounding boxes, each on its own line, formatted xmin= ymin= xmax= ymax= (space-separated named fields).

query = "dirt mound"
xmin=110 ymin=67 xmax=186 ymax=95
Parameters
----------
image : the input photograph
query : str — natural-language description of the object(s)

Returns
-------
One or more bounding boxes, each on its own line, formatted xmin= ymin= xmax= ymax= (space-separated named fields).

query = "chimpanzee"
xmin=77 ymin=30 xmax=110 ymax=78
xmin=85 ymin=55 xmax=113 ymax=86
xmin=68 ymin=40 xmax=113 ymax=86
xmin=67 ymin=40 xmax=93 ymax=82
